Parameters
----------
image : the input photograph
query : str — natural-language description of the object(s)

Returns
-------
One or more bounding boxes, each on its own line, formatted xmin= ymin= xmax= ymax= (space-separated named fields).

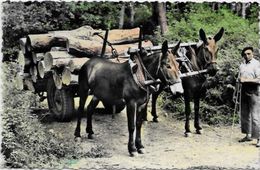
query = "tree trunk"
xmin=157 ymin=2 xmax=168 ymax=35
xmin=44 ymin=51 xmax=74 ymax=71
xmin=129 ymin=2 xmax=135 ymax=27
xmin=61 ymin=67 xmax=72 ymax=86
xmin=241 ymin=3 xmax=250 ymax=19
xmin=119 ymin=4 xmax=125 ymax=29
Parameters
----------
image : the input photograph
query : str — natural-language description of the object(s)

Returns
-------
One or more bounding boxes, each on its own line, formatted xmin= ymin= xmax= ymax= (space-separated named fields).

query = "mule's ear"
xmin=172 ymin=40 xmax=181 ymax=55
xmin=214 ymin=27 xmax=224 ymax=42
xmin=199 ymin=28 xmax=207 ymax=44
xmin=162 ymin=40 xmax=168 ymax=54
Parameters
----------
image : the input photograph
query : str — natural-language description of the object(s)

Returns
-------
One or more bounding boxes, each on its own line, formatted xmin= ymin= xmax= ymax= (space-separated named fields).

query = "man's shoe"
xmin=238 ymin=137 xmax=253 ymax=142
xmin=256 ymin=139 xmax=260 ymax=147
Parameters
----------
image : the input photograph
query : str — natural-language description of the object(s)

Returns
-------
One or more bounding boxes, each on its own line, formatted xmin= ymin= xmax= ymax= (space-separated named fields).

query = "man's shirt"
xmin=239 ymin=58 xmax=260 ymax=95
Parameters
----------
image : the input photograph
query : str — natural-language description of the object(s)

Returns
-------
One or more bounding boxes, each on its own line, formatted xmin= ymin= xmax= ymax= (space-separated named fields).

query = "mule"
xmin=150 ymin=28 xmax=224 ymax=137
xmin=74 ymin=40 xmax=181 ymax=156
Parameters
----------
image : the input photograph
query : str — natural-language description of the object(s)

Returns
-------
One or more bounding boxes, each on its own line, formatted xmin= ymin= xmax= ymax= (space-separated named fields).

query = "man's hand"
xmin=240 ymin=77 xmax=260 ymax=84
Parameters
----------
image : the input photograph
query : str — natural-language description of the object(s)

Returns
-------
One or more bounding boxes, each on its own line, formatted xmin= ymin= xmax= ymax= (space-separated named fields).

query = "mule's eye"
xmin=166 ymin=64 xmax=171 ymax=69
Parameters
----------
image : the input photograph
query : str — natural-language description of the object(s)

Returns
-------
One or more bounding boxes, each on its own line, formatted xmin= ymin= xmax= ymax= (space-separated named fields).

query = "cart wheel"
xmin=103 ymin=103 xmax=125 ymax=114
xmin=47 ymin=76 xmax=75 ymax=121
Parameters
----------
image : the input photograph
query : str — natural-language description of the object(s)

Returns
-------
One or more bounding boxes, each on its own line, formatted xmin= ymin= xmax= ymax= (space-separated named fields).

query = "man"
xmin=238 ymin=46 xmax=260 ymax=147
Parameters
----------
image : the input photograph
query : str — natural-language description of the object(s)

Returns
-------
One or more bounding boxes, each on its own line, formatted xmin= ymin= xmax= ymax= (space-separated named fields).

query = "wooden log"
xmin=67 ymin=58 xmax=90 ymax=72
xmin=70 ymin=74 xmax=78 ymax=84
xmin=51 ymin=47 xmax=67 ymax=51
xmin=105 ymin=27 xmax=140 ymax=44
xmin=49 ymin=25 xmax=101 ymax=39
xmin=66 ymin=37 xmax=103 ymax=57
xmin=19 ymin=38 xmax=28 ymax=54
xmin=26 ymin=34 xmax=67 ymax=52
xmin=53 ymin=71 xmax=62 ymax=90
xmin=24 ymin=79 xmax=35 ymax=92
xmin=32 ymin=52 xmax=45 ymax=64
xmin=29 ymin=65 xmax=38 ymax=83
xmin=38 ymin=60 xmax=45 ymax=79
xmin=44 ymin=51 xmax=73 ymax=71
xmin=61 ymin=67 xmax=71 ymax=86
xmin=109 ymin=40 xmax=153 ymax=57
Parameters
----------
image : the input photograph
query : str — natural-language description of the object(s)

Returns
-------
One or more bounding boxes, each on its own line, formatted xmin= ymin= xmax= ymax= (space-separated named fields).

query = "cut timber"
xmin=44 ymin=51 xmax=73 ymax=71
xmin=106 ymin=27 xmax=140 ymax=43
xmin=49 ymin=25 xmax=101 ymax=39
xmin=70 ymin=74 xmax=78 ymax=84
xmin=32 ymin=52 xmax=45 ymax=64
xmin=68 ymin=58 xmax=89 ymax=72
xmin=51 ymin=47 xmax=67 ymax=51
xmin=38 ymin=61 xmax=45 ymax=78
xmin=66 ymin=37 xmax=103 ymax=57
xmin=24 ymin=79 xmax=35 ymax=92
xmin=53 ymin=71 xmax=62 ymax=89
xmin=109 ymin=40 xmax=153 ymax=57
xmin=29 ymin=65 xmax=38 ymax=83
xmin=61 ymin=67 xmax=71 ymax=86
xmin=19 ymin=38 xmax=28 ymax=54
xmin=26 ymin=34 xmax=67 ymax=52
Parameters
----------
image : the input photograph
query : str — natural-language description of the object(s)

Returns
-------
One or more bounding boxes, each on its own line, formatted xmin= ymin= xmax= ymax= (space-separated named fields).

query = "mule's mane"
xmin=187 ymin=46 xmax=200 ymax=71
xmin=167 ymin=51 xmax=179 ymax=79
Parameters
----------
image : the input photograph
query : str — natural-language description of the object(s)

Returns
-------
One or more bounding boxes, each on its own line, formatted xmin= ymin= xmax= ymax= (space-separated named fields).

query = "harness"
xmin=130 ymin=51 xmax=161 ymax=93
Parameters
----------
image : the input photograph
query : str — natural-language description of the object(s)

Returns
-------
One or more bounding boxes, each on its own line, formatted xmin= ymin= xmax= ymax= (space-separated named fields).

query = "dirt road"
xmin=43 ymin=100 xmax=260 ymax=169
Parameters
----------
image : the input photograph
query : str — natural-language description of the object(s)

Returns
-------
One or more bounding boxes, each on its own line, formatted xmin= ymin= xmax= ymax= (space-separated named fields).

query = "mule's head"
xmin=198 ymin=27 xmax=224 ymax=76
xmin=158 ymin=40 xmax=181 ymax=85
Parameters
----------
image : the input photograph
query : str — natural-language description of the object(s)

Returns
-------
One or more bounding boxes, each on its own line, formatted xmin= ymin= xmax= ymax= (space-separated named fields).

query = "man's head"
xmin=241 ymin=47 xmax=254 ymax=62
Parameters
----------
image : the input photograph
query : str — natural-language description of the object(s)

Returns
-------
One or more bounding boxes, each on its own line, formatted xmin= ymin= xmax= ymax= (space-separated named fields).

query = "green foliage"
xmin=1 ymin=62 xmax=109 ymax=168
xmin=161 ymin=3 xmax=258 ymax=125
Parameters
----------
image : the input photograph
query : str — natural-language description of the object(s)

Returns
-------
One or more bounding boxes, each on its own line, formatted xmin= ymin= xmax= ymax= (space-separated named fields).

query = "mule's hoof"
xmin=184 ymin=132 xmax=192 ymax=137
xmin=153 ymin=117 xmax=159 ymax=123
xmin=88 ymin=134 xmax=94 ymax=139
xmin=196 ymin=129 xmax=203 ymax=134
xmin=138 ymin=148 xmax=145 ymax=154
xmin=129 ymin=151 xmax=138 ymax=157
xmin=75 ymin=137 xmax=82 ymax=142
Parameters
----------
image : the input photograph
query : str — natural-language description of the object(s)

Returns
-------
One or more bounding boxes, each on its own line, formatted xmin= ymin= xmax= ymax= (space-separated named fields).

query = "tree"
xmin=118 ymin=3 xmax=125 ymax=28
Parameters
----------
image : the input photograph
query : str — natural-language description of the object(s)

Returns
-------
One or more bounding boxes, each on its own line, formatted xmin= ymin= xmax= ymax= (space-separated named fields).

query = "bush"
xmin=1 ymin=62 xmax=109 ymax=168
xmin=160 ymin=3 xmax=258 ymax=125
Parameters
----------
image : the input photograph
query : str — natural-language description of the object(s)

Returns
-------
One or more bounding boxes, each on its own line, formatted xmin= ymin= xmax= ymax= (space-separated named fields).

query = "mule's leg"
xmin=136 ymin=104 xmax=146 ymax=154
xmin=74 ymin=92 xmax=88 ymax=141
xmin=184 ymin=96 xmax=192 ymax=137
xmin=151 ymin=87 xmax=163 ymax=122
xmin=141 ymin=103 xmax=148 ymax=122
xmin=194 ymin=97 xmax=203 ymax=134
xmin=86 ymin=96 xmax=99 ymax=139
xmin=126 ymin=101 xmax=137 ymax=156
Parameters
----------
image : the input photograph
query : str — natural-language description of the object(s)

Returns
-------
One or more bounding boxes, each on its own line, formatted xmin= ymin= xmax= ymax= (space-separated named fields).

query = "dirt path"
xmin=43 ymin=100 xmax=260 ymax=169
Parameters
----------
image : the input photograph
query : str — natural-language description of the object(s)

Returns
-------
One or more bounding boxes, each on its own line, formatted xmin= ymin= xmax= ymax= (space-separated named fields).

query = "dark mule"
xmin=74 ymin=41 xmax=180 ymax=156
xmin=151 ymin=28 xmax=224 ymax=137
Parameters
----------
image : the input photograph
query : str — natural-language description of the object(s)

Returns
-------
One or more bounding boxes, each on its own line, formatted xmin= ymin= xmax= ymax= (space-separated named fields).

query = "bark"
xmin=44 ymin=51 xmax=74 ymax=71
xmin=61 ymin=67 xmax=72 ymax=86
xmin=37 ymin=60 xmax=45 ymax=78
xmin=26 ymin=34 xmax=67 ymax=52
xmin=53 ymin=70 xmax=62 ymax=89
xmin=129 ymin=2 xmax=135 ymax=27
xmin=119 ymin=4 xmax=125 ymax=29
xmin=32 ymin=52 xmax=45 ymax=64
xmin=157 ymin=2 xmax=168 ymax=35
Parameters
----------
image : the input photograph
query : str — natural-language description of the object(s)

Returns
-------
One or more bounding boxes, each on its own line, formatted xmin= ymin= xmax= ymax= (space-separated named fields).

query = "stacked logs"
xmin=18 ymin=25 xmax=153 ymax=91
